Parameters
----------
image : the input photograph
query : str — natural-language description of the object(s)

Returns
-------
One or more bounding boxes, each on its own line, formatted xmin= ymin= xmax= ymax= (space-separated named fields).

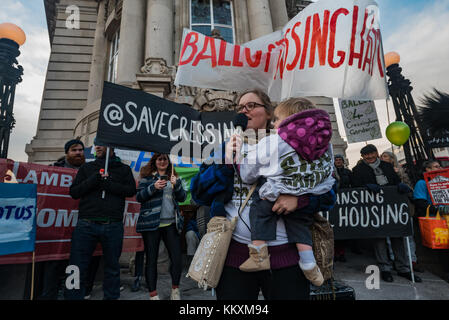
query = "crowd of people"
xmin=27 ymin=87 xmax=449 ymax=300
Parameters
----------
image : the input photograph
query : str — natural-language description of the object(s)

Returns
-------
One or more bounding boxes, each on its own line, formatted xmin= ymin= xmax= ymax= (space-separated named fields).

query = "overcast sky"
xmin=4 ymin=0 xmax=449 ymax=167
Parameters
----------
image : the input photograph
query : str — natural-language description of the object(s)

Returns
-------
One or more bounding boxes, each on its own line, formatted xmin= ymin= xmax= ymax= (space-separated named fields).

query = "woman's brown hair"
xmin=139 ymin=153 xmax=178 ymax=179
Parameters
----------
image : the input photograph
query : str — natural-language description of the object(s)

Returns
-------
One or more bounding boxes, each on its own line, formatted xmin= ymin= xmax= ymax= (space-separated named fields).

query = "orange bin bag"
xmin=418 ymin=206 xmax=449 ymax=249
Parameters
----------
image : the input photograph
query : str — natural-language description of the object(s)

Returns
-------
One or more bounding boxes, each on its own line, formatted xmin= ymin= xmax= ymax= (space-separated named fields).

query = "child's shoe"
xmin=239 ymin=244 xmax=270 ymax=272
xmin=300 ymin=262 xmax=324 ymax=286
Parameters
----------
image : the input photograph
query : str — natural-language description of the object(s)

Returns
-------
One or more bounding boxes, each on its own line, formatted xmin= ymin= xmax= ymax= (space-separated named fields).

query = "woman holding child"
xmin=191 ymin=89 xmax=336 ymax=300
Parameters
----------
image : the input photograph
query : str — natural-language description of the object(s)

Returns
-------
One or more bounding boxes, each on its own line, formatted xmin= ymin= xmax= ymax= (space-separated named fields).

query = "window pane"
xmin=191 ymin=0 xmax=211 ymax=24
xmin=215 ymin=26 xmax=233 ymax=43
xmin=213 ymin=0 xmax=232 ymax=25
xmin=192 ymin=25 xmax=212 ymax=37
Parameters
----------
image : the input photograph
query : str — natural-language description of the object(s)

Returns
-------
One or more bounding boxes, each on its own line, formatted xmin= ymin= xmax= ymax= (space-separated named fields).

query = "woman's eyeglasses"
xmin=157 ymin=157 xmax=168 ymax=162
xmin=235 ymin=102 xmax=266 ymax=113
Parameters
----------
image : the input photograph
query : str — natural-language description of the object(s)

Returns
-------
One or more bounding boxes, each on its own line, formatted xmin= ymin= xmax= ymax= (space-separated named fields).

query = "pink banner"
xmin=0 ymin=159 xmax=144 ymax=264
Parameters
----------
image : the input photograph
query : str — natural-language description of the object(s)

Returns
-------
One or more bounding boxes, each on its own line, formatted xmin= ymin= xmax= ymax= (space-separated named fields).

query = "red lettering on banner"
xmin=286 ymin=21 xmax=301 ymax=71
xmin=179 ymin=32 xmax=199 ymax=66
xmin=370 ymin=31 xmax=379 ymax=75
xmin=349 ymin=6 xmax=368 ymax=69
xmin=232 ymin=45 xmax=244 ymax=67
xmin=192 ymin=36 xmax=217 ymax=67
xmin=363 ymin=31 xmax=373 ymax=73
xmin=218 ymin=40 xmax=231 ymax=66
xmin=275 ymin=31 xmax=290 ymax=79
xmin=299 ymin=16 xmax=311 ymax=70
xmin=244 ymin=47 xmax=262 ymax=68
xmin=264 ymin=44 xmax=276 ymax=72
xmin=309 ymin=10 xmax=330 ymax=68
xmin=328 ymin=8 xmax=349 ymax=68
xmin=373 ymin=29 xmax=384 ymax=77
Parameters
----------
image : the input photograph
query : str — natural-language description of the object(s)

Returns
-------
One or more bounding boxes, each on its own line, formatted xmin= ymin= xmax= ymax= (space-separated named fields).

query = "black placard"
xmin=96 ymin=82 xmax=236 ymax=158
xmin=322 ymin=186 xmax=413 ymax=240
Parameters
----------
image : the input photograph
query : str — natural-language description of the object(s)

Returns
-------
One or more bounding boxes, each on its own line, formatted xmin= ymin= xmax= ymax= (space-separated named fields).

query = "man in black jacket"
xmin=352 ymin=144 xmax=421 ymax=283
xmin=334 ymin=154 xmax=353 ymax=188
xmin=65 ymin=141 xmax=136 ymax=300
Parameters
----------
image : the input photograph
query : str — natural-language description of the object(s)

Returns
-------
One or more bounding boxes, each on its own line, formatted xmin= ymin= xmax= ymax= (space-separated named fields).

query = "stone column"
xmin=269 ymin=0 xmax=289 ymax=31
xmin=234 ymin=0 xmax=251 ymax=44
xmin=87 ymin=0 xmax=107 ymax=105
xmin=246 ymin=0 xmax=273 ymax=39
xmin=116 ymin=0 xmax=146 ymax=86
xmin=145 ymin=0 xmax=174 ymax=66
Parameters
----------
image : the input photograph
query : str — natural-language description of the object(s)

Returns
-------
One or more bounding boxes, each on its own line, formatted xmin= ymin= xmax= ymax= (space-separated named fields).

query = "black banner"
xmin=322 ymin=186 xmax=413 ymax=240
xmin=96 ymin=82 xmax=236 ymax=158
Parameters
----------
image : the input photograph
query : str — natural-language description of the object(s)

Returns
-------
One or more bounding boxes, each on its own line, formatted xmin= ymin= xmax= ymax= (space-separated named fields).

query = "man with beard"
xmin=53 ymin=139 xmax=86 ymax=169
xmin=33 ymin=140 xmax=86 ymax=300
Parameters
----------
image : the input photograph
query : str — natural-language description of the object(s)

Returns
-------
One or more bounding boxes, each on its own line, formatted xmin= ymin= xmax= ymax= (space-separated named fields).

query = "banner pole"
xmin=102 ymin=147 xmax=110 ymax=199
xmin=30 ymin=251 xmax=35 ymax=300
xmin=386 ymin=98 xmax=395 ymax=153
xmin=406 ymin=237 xmax=415 ymax=284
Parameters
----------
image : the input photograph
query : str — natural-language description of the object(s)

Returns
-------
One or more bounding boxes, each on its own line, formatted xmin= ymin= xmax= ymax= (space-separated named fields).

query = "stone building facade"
xmin=26 ymin=0 xmax=347 ymax=163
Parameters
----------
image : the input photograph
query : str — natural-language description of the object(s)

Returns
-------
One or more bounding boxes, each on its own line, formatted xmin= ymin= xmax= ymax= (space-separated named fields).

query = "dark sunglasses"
xmin=235 ymin=102 xmax=266 ymax=113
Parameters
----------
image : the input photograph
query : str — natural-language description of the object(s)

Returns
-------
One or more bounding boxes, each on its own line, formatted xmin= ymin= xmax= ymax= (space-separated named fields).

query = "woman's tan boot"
xmin=239 ymin=244 xmax=270 ymax=272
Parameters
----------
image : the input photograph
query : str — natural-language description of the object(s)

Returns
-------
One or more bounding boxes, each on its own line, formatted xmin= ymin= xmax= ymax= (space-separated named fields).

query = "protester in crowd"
xmin=236 ymin=97 xmax=335 ymax=288
xmin=191 ymin=89 xmax=335 ymax=300
xmin=333 ymin=154 xmax=357 ymax=262
xmin=53 ymin=139 xmax=86 ymax=169
xmin=381 ymin=151 xmax=412 ymax=187
xmin=65 ymin=139 xmax=136 ymax=300
xmin=380 ymin=151 xmax=423 ymax=273
xmin=413 ymin=160 xmax=449 ymax=282
xmin=334 ymin=154 xmax=352 ymax=189
xmin=352 ymin=144 xmax=421 ymax=283
xmin=32 ymin=139 xmax=87 ymax=300
xmin=135 ymin=153 xmax=186 ymax=300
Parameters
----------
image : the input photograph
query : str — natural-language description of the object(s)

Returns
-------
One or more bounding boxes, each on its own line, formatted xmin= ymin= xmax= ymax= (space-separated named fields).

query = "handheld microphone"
xmin=233 ymin=113 xmax=248 ymax=135
xmin=100 ymin=169 xmax=105 ymax=174
xmin=232 ymin=113 xmax=248 ymax=162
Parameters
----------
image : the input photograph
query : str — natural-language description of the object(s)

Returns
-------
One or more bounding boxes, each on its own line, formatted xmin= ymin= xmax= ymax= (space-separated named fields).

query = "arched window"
xmin=190 ymin=0 xmax=234 ymax=43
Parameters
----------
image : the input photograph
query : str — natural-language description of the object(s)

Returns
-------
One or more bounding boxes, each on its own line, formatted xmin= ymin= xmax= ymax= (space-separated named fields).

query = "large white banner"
xmin=175 ymin=0 xmax=388 ymax=101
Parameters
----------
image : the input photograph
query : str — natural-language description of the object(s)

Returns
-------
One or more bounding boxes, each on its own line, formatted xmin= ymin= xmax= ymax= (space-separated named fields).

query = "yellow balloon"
xmin=386 ymin=121 xmax=410 ymax=146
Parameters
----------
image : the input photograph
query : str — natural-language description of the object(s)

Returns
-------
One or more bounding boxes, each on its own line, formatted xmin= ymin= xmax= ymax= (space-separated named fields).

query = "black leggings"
xmin=216 ymin=265 xmax=310 ymax=300
xmin=141 ymin=224 xmax=182 ymax=292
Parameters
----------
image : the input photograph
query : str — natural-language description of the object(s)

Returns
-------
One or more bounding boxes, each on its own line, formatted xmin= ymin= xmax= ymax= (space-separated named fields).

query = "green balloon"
xmin=386 ymin=121 xmax=410 ymax=146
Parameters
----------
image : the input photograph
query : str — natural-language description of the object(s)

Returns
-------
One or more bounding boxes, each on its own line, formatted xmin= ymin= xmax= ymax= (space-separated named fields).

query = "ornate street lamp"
xmin=385 ymin=51 xmax=433 ymax=184
xmin=0 ymin=22 xmax=26 ymax=158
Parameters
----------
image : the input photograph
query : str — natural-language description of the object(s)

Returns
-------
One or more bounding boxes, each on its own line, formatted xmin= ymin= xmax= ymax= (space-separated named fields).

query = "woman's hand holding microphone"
xmin=225 ymin=134 xmax=243 ymax=164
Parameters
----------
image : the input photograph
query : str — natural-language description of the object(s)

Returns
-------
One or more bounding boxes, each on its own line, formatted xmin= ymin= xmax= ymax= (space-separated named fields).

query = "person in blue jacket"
xmin=135 ymin=153 xmax=186 ymax=300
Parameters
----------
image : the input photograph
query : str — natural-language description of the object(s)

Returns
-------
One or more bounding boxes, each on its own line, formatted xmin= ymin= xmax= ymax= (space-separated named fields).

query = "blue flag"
xmin=0 ymin=183 xmax=37 ymax=256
